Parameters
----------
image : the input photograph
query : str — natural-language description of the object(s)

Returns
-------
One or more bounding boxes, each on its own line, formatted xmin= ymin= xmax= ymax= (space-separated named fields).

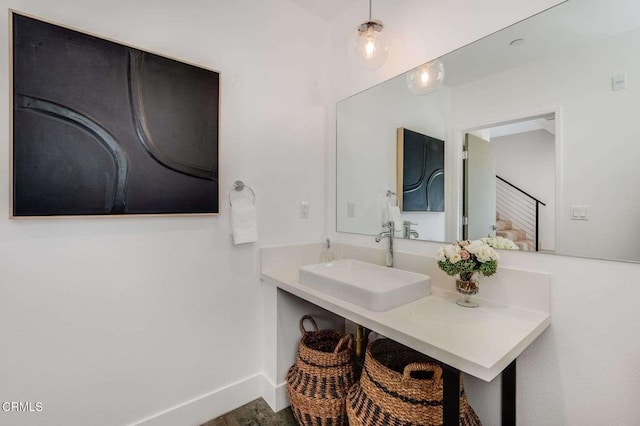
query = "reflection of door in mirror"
xmin=464 ymin=133 xmax=496 ymax=241
xmin=463 ymin=117 xmax=556 ymax=252
xmin=396 ymin=128 xmax=444 ymax=212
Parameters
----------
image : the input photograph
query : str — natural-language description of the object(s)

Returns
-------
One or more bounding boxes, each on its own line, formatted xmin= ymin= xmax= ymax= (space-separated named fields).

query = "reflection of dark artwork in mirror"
xmin=397 ymin=128 xmax=444 ymax=212
xmin=11 ymin=13 xmax=219 ymax=216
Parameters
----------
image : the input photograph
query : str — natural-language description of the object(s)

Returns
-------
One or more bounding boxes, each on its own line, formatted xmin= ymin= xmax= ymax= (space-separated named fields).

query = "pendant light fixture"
xmin=352 ymin=0 xmax=389 ymax=69
xmin=406 ymin=59 xmax=445 ymax=95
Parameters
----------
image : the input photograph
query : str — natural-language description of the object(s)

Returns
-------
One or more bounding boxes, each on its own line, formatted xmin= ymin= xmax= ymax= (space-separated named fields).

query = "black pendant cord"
xmin=369 ymin=0 xmax=372 ymax=21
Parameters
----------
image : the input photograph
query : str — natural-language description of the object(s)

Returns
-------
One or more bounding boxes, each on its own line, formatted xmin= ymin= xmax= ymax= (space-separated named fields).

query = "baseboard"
xmin=260 ymin=375 xmax=290 ymax=413
xmin=130 ymin=374 xmax=263 ymax=426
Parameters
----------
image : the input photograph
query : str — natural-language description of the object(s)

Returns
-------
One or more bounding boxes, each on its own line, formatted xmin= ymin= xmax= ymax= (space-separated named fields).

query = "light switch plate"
xmin=570 ymin=205 xmax=588 ymax=220
xmin=300 ymin=201 xmax=309 ymax=219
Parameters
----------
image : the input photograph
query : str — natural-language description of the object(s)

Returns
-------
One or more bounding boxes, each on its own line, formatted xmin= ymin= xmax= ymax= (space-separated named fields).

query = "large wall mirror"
xmin=337 ymin=0 xmax=640 ymax=263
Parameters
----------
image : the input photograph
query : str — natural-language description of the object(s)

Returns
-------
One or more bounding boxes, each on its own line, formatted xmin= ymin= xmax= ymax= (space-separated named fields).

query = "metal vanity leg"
xmin=442 ymin=364 xmax=461 ymax=426
xmin=354 ymin=324 xmax=369 ymax=378
xmin=502 ymin=359 xmax=517 ymax=426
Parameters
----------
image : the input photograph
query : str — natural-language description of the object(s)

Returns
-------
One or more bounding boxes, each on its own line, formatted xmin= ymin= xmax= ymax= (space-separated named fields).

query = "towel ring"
xmin=229 ymin=180 xmax=256 ymax=206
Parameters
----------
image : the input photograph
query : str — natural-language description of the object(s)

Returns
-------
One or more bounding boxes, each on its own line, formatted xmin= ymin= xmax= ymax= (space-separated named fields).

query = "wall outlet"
xmin=300 ymin=201 xmax=309 ymax=219
xmin=570 ymin=205 xmax=588 ymax=220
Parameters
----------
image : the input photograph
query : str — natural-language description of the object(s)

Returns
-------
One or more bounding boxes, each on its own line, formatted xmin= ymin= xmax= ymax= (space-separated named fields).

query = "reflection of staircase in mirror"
xmin=495 ymin=175 xmax=546 ymax=251
xmin=495 ymin=213 xmax=535 ymax=251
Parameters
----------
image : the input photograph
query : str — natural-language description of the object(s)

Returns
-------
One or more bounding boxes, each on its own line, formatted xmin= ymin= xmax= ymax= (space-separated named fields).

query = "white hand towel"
xmin=231 ymin=198 xmax=258 ymax=244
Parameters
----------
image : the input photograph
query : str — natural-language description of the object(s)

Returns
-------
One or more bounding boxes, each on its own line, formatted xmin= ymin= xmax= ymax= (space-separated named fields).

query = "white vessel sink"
xmin=298 ymin=259 xmax=431 ymax=311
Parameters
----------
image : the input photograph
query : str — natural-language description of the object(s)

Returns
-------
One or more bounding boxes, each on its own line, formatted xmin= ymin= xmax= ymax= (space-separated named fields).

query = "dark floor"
xmin=202 ymin=398 xmax=297 ymax=426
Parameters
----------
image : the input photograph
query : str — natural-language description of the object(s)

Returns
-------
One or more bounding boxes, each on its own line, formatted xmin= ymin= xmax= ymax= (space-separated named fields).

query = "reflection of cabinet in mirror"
xmin=396 ymin=128 xmax=444 ymax=212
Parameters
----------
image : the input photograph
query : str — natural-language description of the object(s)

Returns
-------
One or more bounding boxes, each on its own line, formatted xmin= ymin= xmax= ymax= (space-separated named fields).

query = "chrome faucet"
xmin=375 ymin=221 xmax=394 ymax=267
xmin=402 ymin=221 xmax=419 ymax=239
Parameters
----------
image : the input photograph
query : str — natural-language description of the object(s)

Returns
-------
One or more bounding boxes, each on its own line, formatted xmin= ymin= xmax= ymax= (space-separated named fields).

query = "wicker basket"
xmin=286 ymin=315 xmax=355 ymax=426
xmin=346 ymin=338 xmax=482 ymax=426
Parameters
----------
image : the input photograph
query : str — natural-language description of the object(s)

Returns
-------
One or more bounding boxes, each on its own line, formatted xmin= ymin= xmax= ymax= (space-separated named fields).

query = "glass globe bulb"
xmin=352 ymin=21 xmax=389 ymax=70
xmin=406 ymin=60 xmax=445 ymax=95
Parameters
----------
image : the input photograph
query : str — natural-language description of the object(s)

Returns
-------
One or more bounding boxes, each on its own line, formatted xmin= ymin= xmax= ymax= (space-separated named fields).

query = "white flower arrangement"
xmin=436 ymin=239 xmax=499 ymax=280
xmin=480 ymin=236 xmax=519 ymax=250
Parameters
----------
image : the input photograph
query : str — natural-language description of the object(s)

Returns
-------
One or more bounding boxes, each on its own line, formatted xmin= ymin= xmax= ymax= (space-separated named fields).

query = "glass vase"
xmin=455 ymin=273 xmax=479 ymax=308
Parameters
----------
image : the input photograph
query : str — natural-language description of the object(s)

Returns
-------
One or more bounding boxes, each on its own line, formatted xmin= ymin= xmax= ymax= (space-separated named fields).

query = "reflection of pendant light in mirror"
xmin=352 ymin=0 xmax=389 ymax=69
xmin=406 ymin=60 xmax=445 ymax=95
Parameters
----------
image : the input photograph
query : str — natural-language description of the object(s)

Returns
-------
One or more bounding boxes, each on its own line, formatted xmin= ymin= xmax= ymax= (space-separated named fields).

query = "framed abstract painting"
xmin=11 ymin=11 xmax=219 ymax=217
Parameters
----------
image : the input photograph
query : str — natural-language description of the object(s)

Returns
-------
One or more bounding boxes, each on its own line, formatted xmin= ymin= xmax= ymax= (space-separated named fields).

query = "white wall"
xmin=0 ymin=1 xmax=328 ymax=425
xmin=328 ymin=0 xmax=640 ymax=425
xmin=494 ymin=129 xmax=556 ymax=251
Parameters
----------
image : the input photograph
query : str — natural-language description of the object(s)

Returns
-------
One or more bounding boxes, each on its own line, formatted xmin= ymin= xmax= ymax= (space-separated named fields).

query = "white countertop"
xmin=262 ymin=267 xmax=551 ymax=382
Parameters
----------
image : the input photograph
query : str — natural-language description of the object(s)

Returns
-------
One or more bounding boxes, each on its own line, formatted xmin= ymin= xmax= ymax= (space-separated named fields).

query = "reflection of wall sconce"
xmin=406 ymin=60 xmax=445 ymax=95
xmin=352 ymin=0 xmax=389 ymax=69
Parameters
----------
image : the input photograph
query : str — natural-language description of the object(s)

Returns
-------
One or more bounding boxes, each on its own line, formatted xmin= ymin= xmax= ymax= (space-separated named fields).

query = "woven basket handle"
xmin=333 ymin=334 xmax=353 ymax=354
xmin=299 ymin=315 xmax=319 ymax=336
xmin=402 ymin=362 xmax=443 ymax=384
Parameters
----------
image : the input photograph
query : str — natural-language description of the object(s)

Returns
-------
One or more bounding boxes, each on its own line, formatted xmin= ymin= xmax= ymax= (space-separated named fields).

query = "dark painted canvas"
xmin=12 ymin=13 xmax=219 ymax=216
xmin=400 ymin=128 xmax=444 ymax=212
